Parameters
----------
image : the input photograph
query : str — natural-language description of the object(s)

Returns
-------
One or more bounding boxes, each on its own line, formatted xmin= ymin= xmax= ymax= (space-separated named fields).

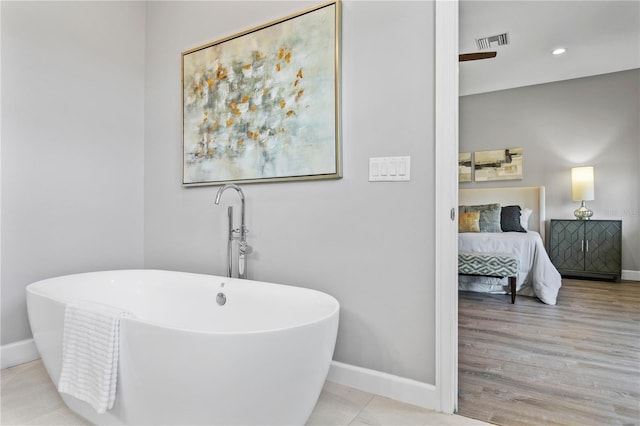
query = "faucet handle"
xmin=231 ymin=227 xmax=248 ymax=237
xmin=239 ymin=241 xmax=253 ymax=255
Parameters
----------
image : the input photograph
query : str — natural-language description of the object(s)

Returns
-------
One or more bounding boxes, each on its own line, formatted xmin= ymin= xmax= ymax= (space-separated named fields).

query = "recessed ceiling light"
xmin=552 ymin=47 xmax=567 ymax=55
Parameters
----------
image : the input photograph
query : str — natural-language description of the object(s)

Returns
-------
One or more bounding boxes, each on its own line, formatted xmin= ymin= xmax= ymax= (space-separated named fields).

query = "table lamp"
xmin=571 ymin=166 xmax=594 ymax=220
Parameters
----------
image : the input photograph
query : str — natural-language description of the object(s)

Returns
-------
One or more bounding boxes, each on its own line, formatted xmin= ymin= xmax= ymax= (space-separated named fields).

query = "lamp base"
xmin=574 ymin=200 xmax=593 ymax=220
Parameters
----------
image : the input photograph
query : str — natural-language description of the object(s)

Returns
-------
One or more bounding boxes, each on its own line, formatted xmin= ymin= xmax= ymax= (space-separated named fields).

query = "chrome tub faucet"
xmin=215 ymin=184 xmax=251 ymax=279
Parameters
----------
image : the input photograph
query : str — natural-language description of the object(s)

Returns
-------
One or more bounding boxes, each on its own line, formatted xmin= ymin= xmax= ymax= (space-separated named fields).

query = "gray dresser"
xmin=549 ymin=219 xmax=622 ymax=282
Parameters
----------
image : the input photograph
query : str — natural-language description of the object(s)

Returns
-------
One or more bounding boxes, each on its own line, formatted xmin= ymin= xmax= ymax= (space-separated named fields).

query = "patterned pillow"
xmin=460 ymin=203 xmax=502 ymax=233
xmin=458 ymin=211 xmax=480 ymax=233
xmin=501 ymin=205 xmax=527 ymax=232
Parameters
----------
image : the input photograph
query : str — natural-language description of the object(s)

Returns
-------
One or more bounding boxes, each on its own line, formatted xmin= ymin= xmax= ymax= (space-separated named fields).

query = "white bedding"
xmin=458 ymin=231 xmax=562 ymax=305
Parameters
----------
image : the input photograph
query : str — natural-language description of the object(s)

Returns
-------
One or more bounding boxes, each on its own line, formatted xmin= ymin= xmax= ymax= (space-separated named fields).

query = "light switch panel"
xmin=369 ymin=156 xmax=411 ymax=181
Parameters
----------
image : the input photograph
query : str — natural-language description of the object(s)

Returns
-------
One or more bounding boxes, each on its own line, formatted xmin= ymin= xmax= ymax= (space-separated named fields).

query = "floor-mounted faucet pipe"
xmin=226 ymin=205 xmax=234 ymax=278
xmin=214 ymin=184 xmax=249 ymax=279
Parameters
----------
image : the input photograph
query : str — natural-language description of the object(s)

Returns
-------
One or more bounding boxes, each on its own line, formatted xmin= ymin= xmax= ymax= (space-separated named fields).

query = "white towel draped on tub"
xmin=58 ymin=300 xmax=132 ymax=414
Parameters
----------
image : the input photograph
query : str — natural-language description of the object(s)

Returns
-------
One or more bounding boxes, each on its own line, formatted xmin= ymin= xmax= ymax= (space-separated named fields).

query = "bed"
xmin=458 ymin=186 xmax=562 ymax=305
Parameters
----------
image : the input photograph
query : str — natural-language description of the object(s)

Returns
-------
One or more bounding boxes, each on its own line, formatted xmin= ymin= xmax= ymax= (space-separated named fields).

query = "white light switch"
xmin=389 ymin=160 xmax=397 ymax=176
xmin=371 ymin=161 xmax=380 ymax=177
xmin=369 ymin=156 xmax=411 ymax=181
xmin=398 ymin=160 xmax=406 ymax=176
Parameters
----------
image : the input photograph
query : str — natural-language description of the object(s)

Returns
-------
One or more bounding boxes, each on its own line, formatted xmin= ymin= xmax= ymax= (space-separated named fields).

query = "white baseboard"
xmin=1 ymin=339 xmax=40 ymax=369
xmin=622 ymin=270 xmax=640 ymax=281
xmin=327 ymin=361 xmax=436 ymax=411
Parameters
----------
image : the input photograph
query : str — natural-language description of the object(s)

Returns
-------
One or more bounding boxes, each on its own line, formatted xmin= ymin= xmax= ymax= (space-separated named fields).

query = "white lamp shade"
xmin=571 ymin=166 xmax=594 ymax=201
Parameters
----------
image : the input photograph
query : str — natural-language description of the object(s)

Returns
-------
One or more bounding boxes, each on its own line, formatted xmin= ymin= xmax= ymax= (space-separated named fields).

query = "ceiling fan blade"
xmin=459 ymin=51 xmax=497 ymax=62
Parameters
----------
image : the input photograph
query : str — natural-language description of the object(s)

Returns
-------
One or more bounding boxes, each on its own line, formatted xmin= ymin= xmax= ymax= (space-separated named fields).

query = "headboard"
xmin=459 ymin=186 xmax=546 ymax=242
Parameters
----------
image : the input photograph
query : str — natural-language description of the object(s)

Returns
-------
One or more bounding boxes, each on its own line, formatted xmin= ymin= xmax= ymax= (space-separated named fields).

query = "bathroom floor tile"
xmin=2 ymin=360 xmax=491 ymax=426
xmin=351 ymin=395 xmax=490 ymax=426
xmin=1 ymin=359 xmax=40 ymax=383
xmin=306 ymin=381 xmax=374 ymax=425
xmin=22 ymin=406 xmax=92 ymax=426
xmin=0 ymin=361 xmax=87 ymax=425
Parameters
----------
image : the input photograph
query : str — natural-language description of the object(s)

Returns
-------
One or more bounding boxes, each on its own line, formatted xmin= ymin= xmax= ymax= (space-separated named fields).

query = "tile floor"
xmin=1 ymin=360 xmax=489 ymax=425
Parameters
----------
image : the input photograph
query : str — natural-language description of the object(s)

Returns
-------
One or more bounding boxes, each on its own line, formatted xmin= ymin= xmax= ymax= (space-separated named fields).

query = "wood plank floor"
xmin=457 ymin=278 xmax=640 ymax=426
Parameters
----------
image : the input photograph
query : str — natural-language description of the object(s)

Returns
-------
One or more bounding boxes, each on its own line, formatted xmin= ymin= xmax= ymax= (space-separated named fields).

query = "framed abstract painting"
xmin=474 ymin=148 xmax=523 ymax=182
xmin=458 ymin=152 xmax=472 ymax=183
xmin=182 ymin=1 xmax=341 ymax=186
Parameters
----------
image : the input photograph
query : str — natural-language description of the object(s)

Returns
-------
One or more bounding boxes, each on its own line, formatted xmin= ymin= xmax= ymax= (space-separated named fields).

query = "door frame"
xmin=434 ymin=0 xmax=459 ymax=414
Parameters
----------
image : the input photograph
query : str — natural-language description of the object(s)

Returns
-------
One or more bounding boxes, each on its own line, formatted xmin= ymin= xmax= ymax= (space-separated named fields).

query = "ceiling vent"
xmin=476 ymin=33 xmax=509 ymax=50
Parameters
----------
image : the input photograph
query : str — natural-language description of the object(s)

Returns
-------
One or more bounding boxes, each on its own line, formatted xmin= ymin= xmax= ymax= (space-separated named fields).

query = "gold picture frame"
xmin=182 ymin=1 xmax=341 ymax=186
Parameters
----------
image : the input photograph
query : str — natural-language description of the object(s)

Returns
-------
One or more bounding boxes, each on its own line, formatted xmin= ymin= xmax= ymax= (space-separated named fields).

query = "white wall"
xmin=1 ymin=1 xmax=146 ymax=345
xmin=144 ymin=1 xmax=437 ymax=383
xmin=460 ymin=69 xmax=640 ymax=273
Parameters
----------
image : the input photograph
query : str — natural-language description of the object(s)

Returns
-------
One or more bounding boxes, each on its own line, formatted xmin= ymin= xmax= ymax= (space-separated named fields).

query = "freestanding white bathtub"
xmin=26 ymin=270 xmax=339 ymax=425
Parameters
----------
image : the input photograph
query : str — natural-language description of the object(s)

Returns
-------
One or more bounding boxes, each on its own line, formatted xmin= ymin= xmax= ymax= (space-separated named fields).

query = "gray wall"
xmin=1 ymin=2 xmax=146 ymax=344
xmin=1 ymin=0 xmax=438 ymax=384
xmin=144 ymin=1 xmax=436 ymax=383
xmin=460 ymin=69 xmax=640 ymax=272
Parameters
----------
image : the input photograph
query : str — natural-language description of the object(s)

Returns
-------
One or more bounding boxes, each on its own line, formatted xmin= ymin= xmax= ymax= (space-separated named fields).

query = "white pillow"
xmin=520 ymin=208 xmax=533 ymax=230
